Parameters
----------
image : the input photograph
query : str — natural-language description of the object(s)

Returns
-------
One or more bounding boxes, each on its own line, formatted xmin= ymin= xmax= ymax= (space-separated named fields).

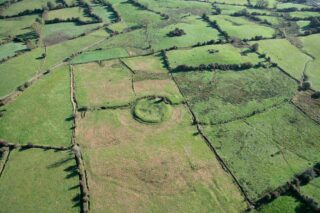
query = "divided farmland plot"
xmin=0 ymin=0 xmax=320 ymax=212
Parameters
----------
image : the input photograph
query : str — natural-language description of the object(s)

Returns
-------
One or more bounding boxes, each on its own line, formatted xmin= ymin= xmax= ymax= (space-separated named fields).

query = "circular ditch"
xmin=133 ymin=97 xmax=172 ymax=124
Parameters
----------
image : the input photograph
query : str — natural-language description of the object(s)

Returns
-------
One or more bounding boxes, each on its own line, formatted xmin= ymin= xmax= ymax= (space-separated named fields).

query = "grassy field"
xmin=43 ymin=22 xmax=102 ymax=45
xmin=300 ymin=177 xmax=320 ymax=204
xmin=0 ymin=29 xmax=108 ymax=98
xmin=76 ymin=106 xmax=246 ymax=212
xmin=0 ymin=66 xmax=72 ymax=146
xmin=208 ymin=15 xmax=275 ymax=39
xmin=203 ymin=103 xmax=320 ymax=200
xmin=0 ymin=149 xmax=80 ymax=213
xmin=2 ymin=0 xmax=56 ymax=16
xmin=46 ymin=7 xmax=93 ymax=22
xmin=167 ymin=43 xmax=262 ymax=69
xmin=251 ymin=39 xmax=311 ymax=80
xmin=300 ymin=34 xmax=320 ymax=91
xmin=73 ymin=60 xmax=135 ymax=108
xmin=0 ymin=41 xmax=26 ymax=60
xmin=1 ymin=0 xmax=320 ymax=211
xmin=173 ymin=67 xmax=297 ymax=124
xmin=0 ymin=15 xmax=38 ymax=41
xmin=71 ymin=47 xmax=128 ymax=64
xmin=257 ymin=195 xmax=311 ymax=212
xmin=148 ymin=15 xmax=221 ymax=51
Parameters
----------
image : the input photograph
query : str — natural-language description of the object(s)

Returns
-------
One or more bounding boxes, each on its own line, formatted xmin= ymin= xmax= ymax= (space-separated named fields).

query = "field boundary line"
xmin=290 ymin=100 xmax=320 ymax=126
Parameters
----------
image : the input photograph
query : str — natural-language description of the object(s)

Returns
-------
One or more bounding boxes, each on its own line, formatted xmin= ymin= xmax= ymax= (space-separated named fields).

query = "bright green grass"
xmin=251 ymin=39 xmax=311 ymax=80
xmin=300 ymin=177 xmax=320 ymax=204
xmin=0 ymin=66 xmax=72 ymax=146
xmin=0 ymin=15 xmax=38 ymax=40
xmin=71 ymin=47 xmax=128 ymax=64
xmin=257 ymin=15 xmax=282 ymax=25
xmin=289 ymin=11 xmax=320 ymax=19
xmin=2 ymin=0 xmax=56 ymax=16
xmin=148 ymin=15 xmax=221 ymax=51
xmin=276 ymin=2 xmax=312 ymax=9
xmin=76 ymin=106 xmax=246 ymax=212
xmin=167 ymin=43 xmax=262 ymax=69
xmin=133 ymin=97 xmax=172 ymax=123
xmin=0 ymin=149 xmax=80 ymax=213
xmin=203 ymin=103 xmax=320 ymax=200
xmin=258 ymin=195 xmax=311 ymax=213
xmin=73 ymin=60 xmax=135 ymax=108
xmin=208 ymin=15 xmax=275 ymax=39
xmin=46 ymin=7 xmax=92 ymax=21
xmin=0 ymin=42 xmax=26 ymax=60
xmin=0 ymin=29 xmax=108 ymax=98
xmin=173 ymin=67 xmax=297 ymax=124
xmin=300 ymin=34 xmax=320 ymax=90
xmin=216 ymin=4 xmax=247 ymax=15
xmin=43 ymin=22 xmax=101 ymax=45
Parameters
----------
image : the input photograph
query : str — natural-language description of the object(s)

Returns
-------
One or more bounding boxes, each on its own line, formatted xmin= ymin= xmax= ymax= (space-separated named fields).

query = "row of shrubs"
xmin=172 ymin=62 xmax=257 ymax=72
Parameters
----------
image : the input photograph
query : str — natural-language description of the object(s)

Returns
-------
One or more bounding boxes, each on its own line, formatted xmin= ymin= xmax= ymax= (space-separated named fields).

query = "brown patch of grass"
xmin=292 ymin=90 xmax=320 ymax=122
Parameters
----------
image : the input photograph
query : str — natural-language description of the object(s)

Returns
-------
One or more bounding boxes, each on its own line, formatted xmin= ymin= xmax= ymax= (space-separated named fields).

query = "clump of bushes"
xmin=311 ymin=91 xmax=320 ymax=99
xmin=167 ymin=28 xmax=186 ymax=37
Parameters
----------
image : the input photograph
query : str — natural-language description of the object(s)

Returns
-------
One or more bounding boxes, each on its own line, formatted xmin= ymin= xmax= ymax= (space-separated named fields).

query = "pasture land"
xmin=0 ymin=15 xmax=38 ymax=41
xmin=300 ymin=34 xmax=320 ymax=91
xmin=0 ymin=66 xmax=72 ymax=146
xmin=167 ymin=43 xmax=262 ymax=69
xmin=257 ymin=195 xmax=311 ymax=212
xmin=122 ymin=54 xmax=168 ymax=74
xmin=300 ymin=177 xmax=320 ymax=204
xmin=0 ymin=28 xmax=108 ymax=98
xmin=148 ymin=15 xmax=221 ymax=51
xmin=203 ymin=103 xmax=320 ymax=200
xmin=71 ymin=47 xmax=128 ymax=64
xmin=208 ymin=15 xmax=275 ymax=39
xmin=173 ymin=67 xmax=297 ymax=124
xmin=46 ymin=7 xmax=93 ymax=22
xmin=73 ymin=60 xmax=135 ymax=108
xmin=0 ymin=42 xmax=26 ymax=60
xmin=2 ymin=0 xmax=56 ymax=16
xmin=76 ymin=106 xmax=246 ymax=212
xmin=251 ymin=39 xmax=311 ymax=80
xmin=0 ymin=149 xmax=80 ymax=213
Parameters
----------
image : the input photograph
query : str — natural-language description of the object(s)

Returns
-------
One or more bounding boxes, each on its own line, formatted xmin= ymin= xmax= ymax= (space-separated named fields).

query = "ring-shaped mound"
xmin=133 ymin=97 xmax=172 ymax=124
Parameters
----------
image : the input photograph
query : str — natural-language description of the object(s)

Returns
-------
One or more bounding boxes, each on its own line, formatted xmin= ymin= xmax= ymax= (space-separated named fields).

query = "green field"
xmin=167 ymin=43 xmax=262 ymax=69
xmin=0 ymin=29 xmax=108 ymax=98
xmin=0 ymin=0 xmax=320 ymax=211
xmin=300 ymin=177 xmax=320 ymax=204
xmin=257 ymin=195 xmax=311 ymax=213
xmin=251 ymin=39 xmax=311 ymax=80
xmin=0 ymin=66 xmax=72 ymax=146
xmin=209 ymin=15 xmax=275 ymax=39
xmin=203 ymin=103 xmax=320 ymax=200
xmin=0 ymin=149 xmax=80 ymax=213
xmin=0 ymin=41 xmax=26 ymax=60
xmin=173 ymin=67 xmax=297 ymax=124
